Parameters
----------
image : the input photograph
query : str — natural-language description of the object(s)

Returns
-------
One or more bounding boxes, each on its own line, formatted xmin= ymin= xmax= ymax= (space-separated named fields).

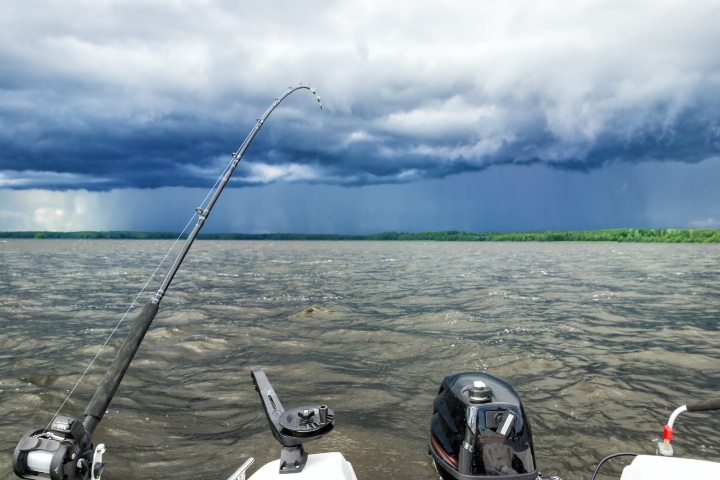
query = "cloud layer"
xmin=2 ymin=0 xmax=720 ymax=191
xmin=3 ymin=158 xmax=719 ymax=233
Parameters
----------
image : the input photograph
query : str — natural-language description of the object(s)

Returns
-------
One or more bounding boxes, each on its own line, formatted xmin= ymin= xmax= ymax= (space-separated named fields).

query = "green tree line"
xmin=2 ymin=228 xmax=719 ymax=243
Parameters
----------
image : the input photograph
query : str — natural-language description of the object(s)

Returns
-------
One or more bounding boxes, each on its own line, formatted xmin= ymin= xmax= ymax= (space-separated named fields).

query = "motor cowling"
xmin=429 ymin=372 xmax=538 ymax=480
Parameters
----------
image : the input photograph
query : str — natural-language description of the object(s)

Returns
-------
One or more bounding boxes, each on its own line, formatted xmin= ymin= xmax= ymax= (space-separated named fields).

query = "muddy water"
xmin=1 ymin=240 xmax=719 ymax=480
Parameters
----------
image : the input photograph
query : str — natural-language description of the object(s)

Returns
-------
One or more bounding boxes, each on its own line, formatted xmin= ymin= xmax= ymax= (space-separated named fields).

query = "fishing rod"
xmin=12 ymin=84 xmax=323 ymax=480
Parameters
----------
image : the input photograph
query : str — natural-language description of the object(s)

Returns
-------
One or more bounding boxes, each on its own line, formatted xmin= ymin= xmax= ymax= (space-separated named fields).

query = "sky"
xmin=1 ymin=0 xmax=719 ymax=234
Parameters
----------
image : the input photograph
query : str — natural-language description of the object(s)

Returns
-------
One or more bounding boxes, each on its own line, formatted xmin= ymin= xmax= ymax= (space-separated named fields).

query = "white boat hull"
xmin=249 ymin=453 xmax=358 ymax=480
xmin=621 ymin=455 xmax=720 ymax=480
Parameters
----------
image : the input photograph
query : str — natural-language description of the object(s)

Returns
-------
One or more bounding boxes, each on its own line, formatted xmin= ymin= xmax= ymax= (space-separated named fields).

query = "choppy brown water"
xmin=1 ymin=240 xmax=719 ymax=480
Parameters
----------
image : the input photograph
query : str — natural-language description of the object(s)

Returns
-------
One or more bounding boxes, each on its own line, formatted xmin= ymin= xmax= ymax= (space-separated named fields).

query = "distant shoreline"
xmin=1 ymin=229 xmax=719 ymax=243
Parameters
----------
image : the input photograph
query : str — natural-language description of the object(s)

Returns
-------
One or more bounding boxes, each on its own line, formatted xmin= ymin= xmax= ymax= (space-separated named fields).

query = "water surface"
xmin=1 ymin=240 xmax=718 ymax=480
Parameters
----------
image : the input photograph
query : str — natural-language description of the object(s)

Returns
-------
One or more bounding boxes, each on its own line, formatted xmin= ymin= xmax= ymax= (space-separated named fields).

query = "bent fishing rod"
xmin=12 ymin=84 xmax=322 ymax=480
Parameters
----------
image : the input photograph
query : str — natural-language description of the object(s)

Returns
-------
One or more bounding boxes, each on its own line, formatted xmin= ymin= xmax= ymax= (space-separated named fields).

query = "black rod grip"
xmin=687 ymin=399 xmax=720 ymax=412
xmin=84 ymin=302 xmax=160 ymax=420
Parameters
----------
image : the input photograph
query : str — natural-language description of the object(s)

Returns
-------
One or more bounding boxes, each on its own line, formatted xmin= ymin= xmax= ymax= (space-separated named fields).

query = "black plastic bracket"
xmin=279 ymin=445 xmax=308 ymax=474
xmin=251 ymin=369 xmax=335 ymax=473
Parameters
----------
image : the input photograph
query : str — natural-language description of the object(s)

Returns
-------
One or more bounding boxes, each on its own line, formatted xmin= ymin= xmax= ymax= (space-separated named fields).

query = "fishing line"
xmin=44 ymin=162 xmax=236 ymax=432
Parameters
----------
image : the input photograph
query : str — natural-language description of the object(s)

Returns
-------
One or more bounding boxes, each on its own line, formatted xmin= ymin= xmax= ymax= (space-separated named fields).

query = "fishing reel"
xmin=13 ymin=416 xmax=105 ymax=480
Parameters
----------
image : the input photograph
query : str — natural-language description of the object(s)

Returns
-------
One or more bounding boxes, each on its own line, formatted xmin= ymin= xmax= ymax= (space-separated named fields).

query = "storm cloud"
xmin=2 ymin=0 xmax=720 ymax=191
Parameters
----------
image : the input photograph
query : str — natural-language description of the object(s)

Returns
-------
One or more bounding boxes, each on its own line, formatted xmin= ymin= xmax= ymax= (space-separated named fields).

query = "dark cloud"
xmin=2 ymin=1 xmax=720 ymax=192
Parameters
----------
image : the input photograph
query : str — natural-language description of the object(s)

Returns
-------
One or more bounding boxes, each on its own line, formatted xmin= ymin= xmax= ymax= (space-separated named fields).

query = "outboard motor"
xmin=429 ymin=372 xmax=542 ymax=480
